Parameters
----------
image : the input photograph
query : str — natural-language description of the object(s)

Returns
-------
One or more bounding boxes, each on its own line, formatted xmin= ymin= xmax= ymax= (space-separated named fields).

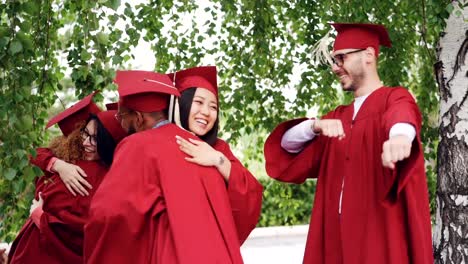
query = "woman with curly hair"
xmin=8 ymin=93 xmax=126 ymax=264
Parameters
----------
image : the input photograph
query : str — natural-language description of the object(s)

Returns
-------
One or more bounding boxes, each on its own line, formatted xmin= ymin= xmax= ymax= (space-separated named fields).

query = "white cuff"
xmin=389 ymin=123 xmax=416 ymax=142
xmin=281 ymin=119 xmax=317 ymax=153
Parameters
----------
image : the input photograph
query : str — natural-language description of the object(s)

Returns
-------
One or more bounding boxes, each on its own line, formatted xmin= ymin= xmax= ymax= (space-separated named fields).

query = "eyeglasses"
xmin=332 ymin=49 xmax=366 ymax=67
xmin=80 ymin=128 xmax=97 ymax=146
xmin=114 ymin=112 xmax=132 ymax=122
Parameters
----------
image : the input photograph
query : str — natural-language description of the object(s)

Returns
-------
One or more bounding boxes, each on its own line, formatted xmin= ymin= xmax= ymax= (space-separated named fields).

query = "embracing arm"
xmin=175 ymin=136 xmax=232 ymax=181
xmin=30 ymin=148 xmax=91 ymax=196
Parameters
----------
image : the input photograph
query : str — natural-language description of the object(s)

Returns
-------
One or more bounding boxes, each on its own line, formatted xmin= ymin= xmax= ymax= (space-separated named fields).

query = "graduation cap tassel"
xmin=168 ymin=95 xmax=175 ymax=123
xmin=167 ymin=71 xmax=177 ymax=124
xmin=310 ymin=29 xmax=334 ymax=67
xmin=173 ymin=99 xmax=182 ymax=127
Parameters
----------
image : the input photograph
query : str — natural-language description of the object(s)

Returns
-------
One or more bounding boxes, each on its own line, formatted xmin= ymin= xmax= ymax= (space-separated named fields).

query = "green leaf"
xmin=106 ymin=83 xmax=117 ymax=91
xmin=19 ymin=116 xmax=33 ymax=130
xmin=23 ymin=2 xmax=39 ymax=15
xmin=95 ymin=74 xmax=104 ymax=84
xmin=112 ymin=55 xmax=123 ymax=64
xmin=29 ymin=148 xmax=37 ymax=158
xmin=17 ymin=33 xmax=33 ymax=51
xmin=108 ymin=0 xmax=121 ymax=11
xmin=0 ymin=26 xmax=9 ymax=38
xmin=19 ymin=20 xmax=32 ymax=32
xmin=5 ymin=168 xmax=17 ymax=180
xmin=8 ymin=40 xmax=22 ymax=55
xmin=96 ymin=32 xmax=109 ymax=45
xmin=124 ymin=5 xmax=133 ymax=17
xmin=81 ymin=50 xmax=92 ymax=61
xmin=33 ymin=166 xmax=43 ymax=177
xmin=445 ymin=3 xmax=454 ymax=14
xmin=0 ymin=37 xmax=8 ymax=49
xmin=23 ymin=166 xmax=36 ymax=182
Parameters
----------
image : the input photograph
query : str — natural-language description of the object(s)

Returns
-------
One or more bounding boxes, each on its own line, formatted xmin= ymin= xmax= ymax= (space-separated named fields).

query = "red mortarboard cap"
xmin=46 ymin=92 xmax=102 ymax=136
xmin=166 ymin=72 xmax=176 ymax=84
xmin=105 ymin=102 xmax=118 ymax=110
xmin=331 ymin=23 xmax=392 ymax=57
xmin=115 ymin=70 xmax=180 ymax=112
xmin=97 ymin=110 xmax=126 ymax=143
xmin=172 ymin=66 xmax=218 ymax=99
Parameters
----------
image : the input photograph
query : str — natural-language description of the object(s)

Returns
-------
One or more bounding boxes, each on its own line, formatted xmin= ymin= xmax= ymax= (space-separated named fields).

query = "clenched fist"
xmin=381 ymin=135 xmax=412 ymax=169
xmin=312 ymin=119 xmax=345 ymax=140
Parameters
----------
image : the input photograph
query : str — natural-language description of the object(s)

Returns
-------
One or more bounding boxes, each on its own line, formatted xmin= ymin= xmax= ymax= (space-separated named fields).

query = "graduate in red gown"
xmin=8 ymin=94 xmax=126 ymax=264
xmin=30 ymin=93 xmax=105 ymax=197
xmin=84 ymin=71 xmax=244 ymax=264
xmin=169 ymin=66 xmax=263 ymax=245
xmin=264 ymin=23 xmax=433 ymax=264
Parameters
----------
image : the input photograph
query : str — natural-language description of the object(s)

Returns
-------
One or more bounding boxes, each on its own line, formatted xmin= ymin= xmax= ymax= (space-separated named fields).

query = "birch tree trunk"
xmin=433 ymin=3 xmax=468 ymax=264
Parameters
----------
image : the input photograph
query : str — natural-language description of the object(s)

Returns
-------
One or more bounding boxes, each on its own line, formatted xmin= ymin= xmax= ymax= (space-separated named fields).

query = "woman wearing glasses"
xmin=8 ymin=94 xmax=126 ymax=264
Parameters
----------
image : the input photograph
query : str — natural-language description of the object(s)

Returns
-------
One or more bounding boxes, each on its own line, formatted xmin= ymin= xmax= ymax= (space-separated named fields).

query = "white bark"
xmin=434 ymin=3 xmax=468 ymax=264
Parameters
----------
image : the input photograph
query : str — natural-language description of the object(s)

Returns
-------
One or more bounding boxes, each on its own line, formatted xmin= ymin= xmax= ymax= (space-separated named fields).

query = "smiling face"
xmin=331 ymin=48 xmax=366 ymax=92
xmin=81 ymin=119 xmax=100 ymax=161
xmin=187 ymin=88 xmax=218 ymax=137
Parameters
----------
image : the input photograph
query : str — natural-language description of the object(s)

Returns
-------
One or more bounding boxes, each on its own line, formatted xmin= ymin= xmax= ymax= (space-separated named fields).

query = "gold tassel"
xmin=310 ymin=29 xmax=334 ymax=66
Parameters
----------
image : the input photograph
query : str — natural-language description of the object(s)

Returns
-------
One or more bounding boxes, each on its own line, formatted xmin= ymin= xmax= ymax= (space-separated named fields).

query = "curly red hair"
xmin=48 ymin=121 xmax=86 ymax=163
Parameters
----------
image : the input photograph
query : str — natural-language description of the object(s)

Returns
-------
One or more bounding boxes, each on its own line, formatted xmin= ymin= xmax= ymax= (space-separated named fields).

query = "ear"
xmin=134 ymin=111 xmax=145 ymax=128
xmin=364 ymin=47 xmax=376 ymax=64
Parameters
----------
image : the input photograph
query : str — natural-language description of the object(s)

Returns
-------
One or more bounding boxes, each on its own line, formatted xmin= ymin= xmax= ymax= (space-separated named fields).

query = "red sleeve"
xmin=382 ymin=87 xmax=422 ymax=138
xmin=30 ymin=148 xmax=56 ymax=173
xmin=215 ymin=139 xmax=263 ymax=245
xmin=264 ymin=117 xmax=328 ymax=184
xmin=381 ymin=87 xmax=425 ymax=203
xmin=38 ymin=207 xmax=83 ymax=262
xmin=39 ymin=162 xmax=106 ymax=262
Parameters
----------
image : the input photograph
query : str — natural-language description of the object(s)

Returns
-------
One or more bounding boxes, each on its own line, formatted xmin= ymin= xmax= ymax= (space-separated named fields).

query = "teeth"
xmin=196 ymin=119 xmax=207 ymax=125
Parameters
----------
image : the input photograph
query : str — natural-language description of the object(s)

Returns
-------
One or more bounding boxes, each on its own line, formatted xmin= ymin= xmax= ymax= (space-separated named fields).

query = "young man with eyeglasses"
xmin=264 ymin=23 xmax=433 ymax=263
xmin=84 ymin=70 xmax=244 ymax=264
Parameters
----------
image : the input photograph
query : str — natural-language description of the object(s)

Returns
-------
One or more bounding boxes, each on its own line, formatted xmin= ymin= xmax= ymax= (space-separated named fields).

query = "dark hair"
xmin=86 ymin=114 xmax=117 ymax=167
xmin=179 ymin=87 xmax=219 ymax=146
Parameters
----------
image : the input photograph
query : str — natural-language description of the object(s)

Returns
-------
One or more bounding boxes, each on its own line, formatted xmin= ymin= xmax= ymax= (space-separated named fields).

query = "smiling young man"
xmin=264 ymin=23 xmax=433 ymax=264
xmin=84 ymin=70 xmax=244 ymax=264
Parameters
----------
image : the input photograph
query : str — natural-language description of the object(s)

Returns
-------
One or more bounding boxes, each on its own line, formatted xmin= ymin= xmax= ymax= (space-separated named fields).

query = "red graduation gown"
xmin=8 ymin=158 xmax=107 ymax=264
xmin=214 ymin=139 xmax=263 ymax=244
xmin=84 ymin=124 xmax=244 ymax=264
xmin=264 ymin=87 xmax=433 ymax=264
xmin=29 ymin=147 xmax=57 ymax=172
